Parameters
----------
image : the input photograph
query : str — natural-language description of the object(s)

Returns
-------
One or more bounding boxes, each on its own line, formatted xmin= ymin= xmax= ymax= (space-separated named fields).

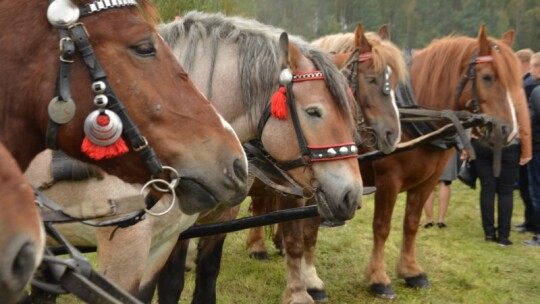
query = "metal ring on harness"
xmin=150 ymin=165 xmax=180 ymax=192
xmin=302 ymin=186 xmax=315 ymax=200
xmin=140 ymin=179 xmax=176 ymax=216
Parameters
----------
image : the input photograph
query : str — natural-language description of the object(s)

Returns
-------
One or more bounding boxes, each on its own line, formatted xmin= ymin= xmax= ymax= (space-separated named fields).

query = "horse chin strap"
xmin=45 ymin=0 xmax=162 ymax=175
xmin=258 ymin=69 xmax=358 ymax=172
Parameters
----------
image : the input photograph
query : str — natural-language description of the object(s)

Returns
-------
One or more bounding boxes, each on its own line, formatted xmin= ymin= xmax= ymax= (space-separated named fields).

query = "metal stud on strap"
xmin=84 ymin=0 xmax=137 ymax=15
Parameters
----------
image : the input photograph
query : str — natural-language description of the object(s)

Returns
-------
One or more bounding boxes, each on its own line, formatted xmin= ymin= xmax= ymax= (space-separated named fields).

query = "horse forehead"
xmin=294 ymin=53 xmax=318 ymax=71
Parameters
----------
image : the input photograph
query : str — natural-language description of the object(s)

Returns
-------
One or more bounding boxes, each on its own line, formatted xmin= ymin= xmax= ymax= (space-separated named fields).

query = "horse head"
xmin=0 ymin=1 xmax=249 ymax=215
xmin=0 ymin=143 xmax=44 ymax=303
xmin=315 ymin=23 xmax=406 ymax=154
xmin=261 ymin=33 xmax=363 ymax=222
xmin=410 ymin=24 xmax=523 ymax=153
xmin=467 ymin=25 xmax=520 ymax=147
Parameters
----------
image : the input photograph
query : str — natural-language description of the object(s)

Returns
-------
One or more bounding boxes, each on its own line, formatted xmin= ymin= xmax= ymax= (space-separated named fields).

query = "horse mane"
xmin=311 ymin=32 xmax=408 ymax=84
xmin=158 ymin=11 xmax=355 ymax=127
xmin=412 ymin=35 xmax=522 ymax=110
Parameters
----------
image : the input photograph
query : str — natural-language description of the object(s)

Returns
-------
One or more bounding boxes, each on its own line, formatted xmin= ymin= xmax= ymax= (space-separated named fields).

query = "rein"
xmin=258 ymin=69 xmax=358 ymax=171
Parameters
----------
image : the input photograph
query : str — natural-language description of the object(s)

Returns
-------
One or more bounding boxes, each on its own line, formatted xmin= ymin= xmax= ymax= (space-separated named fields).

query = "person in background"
xmin=516 ymin=48 xmax=533 ymax=76
xmin=423 ymin=151 xmax=459 ymax=228
xmin=470 ymin=133 xmax=521 ymax=246
xmin=515 ymin=48 xmax=535 ymax=233
xmin=523 ymin=52 xmax=540 ymax=247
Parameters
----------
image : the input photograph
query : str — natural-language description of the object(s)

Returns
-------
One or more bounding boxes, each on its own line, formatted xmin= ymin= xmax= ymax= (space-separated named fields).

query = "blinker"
xmin=382 ymin=66 xmax=391 ymax=95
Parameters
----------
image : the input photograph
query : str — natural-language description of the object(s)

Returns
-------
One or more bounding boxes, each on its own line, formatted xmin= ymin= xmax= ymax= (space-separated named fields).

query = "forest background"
xmin=154 ymin=0 xmax=540 ymax=51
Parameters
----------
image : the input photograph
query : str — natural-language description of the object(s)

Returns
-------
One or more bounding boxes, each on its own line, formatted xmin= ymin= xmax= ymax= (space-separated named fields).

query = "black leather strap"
xmin=68 ymin=24 xmax=163 ymax=175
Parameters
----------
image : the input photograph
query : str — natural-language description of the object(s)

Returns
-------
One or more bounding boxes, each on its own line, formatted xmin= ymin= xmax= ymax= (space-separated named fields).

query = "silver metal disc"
xmin=47 ymin=0 xmax=80 ymax=28
xmin=48 ymin=97 xmax=76 ymax=124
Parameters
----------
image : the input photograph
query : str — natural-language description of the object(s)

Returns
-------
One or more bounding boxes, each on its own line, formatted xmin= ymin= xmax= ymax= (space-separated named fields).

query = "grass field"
xmin=56 ymin=182 xmax=540 ymax=304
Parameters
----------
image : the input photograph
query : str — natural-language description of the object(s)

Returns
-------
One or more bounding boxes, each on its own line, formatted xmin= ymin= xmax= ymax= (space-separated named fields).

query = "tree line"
xmin=154 ymin=0 xmax=540 ymax=51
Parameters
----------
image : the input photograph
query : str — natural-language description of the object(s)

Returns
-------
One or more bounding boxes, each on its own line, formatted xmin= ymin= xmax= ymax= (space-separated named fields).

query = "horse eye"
xmin=305 ymin=107 xmax=322 ymax=118
xmin=366 ymin=77 xmax=377 ymax=84
xmin=131 ymin=42 xmax=156 ymax=57
xmin=482 ymin=74 xmax=493 ymax=83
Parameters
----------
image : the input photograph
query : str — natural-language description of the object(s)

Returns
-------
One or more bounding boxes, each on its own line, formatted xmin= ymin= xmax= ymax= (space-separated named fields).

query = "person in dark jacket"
xmin=523 ymin=52 xmax=540 ymax=246
xmin=515 ymin=48 xmax=535 ymax=233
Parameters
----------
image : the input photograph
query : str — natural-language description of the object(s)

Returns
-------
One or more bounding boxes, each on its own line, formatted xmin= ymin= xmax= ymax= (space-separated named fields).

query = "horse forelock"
xmin=159 ymin=11 xmax=356 ymax=129
xmin=312 ymin=32 xmax=408 ymax=84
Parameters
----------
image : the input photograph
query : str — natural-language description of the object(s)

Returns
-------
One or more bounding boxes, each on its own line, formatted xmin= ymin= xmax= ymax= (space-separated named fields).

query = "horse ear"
xmin=477 ymin=24 xmax=491 ymax=56
xmin=377 ymin=24 xmax=391 ymax=41
xmin=331 ymin=52 xmax=355 ymax=71
xmin=279 ymin=32 xmax=300 ymax=71
xmin=501 ymin=30 xmax=515 ymax=47
xmin=354 ymin=23 xmax=372 ymax=53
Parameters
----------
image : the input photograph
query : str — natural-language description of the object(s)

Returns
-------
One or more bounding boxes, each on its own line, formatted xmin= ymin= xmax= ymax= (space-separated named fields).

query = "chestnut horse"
xmin=361 ymin=26 xmax=528 ymax=299
xmin=24 ymin=10 xmax=363 ymax=303
xmin=0 ymin=0 xmax=249 ymax=215
xmin=244 ymin=24 xmax=408 ymax=303
xmin=0 ymin=142 xmax=44 ymax=304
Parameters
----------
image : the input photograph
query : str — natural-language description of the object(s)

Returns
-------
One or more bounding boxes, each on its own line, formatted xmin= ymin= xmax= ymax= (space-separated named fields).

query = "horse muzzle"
xmin=315 ymin=187 xmax=361 ymax=222
xmin=0 ymin=233 xmax=39 ymax=303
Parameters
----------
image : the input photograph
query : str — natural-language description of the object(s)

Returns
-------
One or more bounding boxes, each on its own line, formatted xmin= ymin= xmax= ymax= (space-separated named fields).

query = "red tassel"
xmin=81 ymin=113 xmax=129 ymax=160
xmin=271 ymin=87 xmax=287 ymax=120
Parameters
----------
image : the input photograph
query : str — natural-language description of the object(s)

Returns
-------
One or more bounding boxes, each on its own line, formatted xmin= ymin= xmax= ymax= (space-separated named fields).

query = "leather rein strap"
xmin=46 ymin=0 xmax=163 ymax=175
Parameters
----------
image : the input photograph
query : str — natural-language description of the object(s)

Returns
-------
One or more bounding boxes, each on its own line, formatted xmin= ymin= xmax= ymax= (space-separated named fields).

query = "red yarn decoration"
xmin=81 ymin=113 xmax=129 ymax=160
xmin=271 ymin=87 xmax=287 ymax=120
xmin=96 ymin=114 xmax=109 ymax=126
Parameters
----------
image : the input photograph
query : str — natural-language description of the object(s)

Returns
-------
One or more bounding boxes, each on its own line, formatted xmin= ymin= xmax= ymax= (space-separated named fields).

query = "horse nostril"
xmin=1 ymin=239 xmax=36 ymax=293
xmin=342 ymin=190 xmax=359 ymax=219
xmin=233 ymin=158 xmax=247 ymax=184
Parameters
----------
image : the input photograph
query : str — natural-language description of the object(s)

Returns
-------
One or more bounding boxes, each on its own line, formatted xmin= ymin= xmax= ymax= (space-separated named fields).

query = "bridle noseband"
xmin=46 ymin=0 xmax=163 ymax=175
xmin=258 ymin=69 xmax=358 ymax=171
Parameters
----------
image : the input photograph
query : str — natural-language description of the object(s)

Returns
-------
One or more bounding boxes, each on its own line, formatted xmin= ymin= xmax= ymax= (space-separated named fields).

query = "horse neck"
xmin=0 ymin=2 xmax=60 ymax=169
xmin=409 ymin=51 xmax=462 ymax=112
xmin=172 ymin=36 xmax=267 ymax=144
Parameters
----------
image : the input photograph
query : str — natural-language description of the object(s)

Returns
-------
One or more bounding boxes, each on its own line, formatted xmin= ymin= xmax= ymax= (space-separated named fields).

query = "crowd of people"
xmin=423 ymin=48 xmax=540 ymax=247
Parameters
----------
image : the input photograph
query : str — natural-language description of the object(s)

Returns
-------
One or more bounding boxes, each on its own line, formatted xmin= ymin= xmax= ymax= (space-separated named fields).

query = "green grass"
xmin=56 ymin=182 xmax=540 ymax=303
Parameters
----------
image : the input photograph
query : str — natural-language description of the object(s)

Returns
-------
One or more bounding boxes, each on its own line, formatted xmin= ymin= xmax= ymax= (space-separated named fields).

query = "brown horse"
xmin=0 ymin=0 xmax=249 ymax=217
xmin=245 ymin=24 xmax=408 ymax=303
xmin=0 ymin=142 xmax=44 ymax=304
xmin=360 ymin=26 xmax=529 ymax=298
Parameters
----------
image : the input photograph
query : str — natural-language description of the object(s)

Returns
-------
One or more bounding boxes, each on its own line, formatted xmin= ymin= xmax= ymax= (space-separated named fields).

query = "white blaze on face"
xmin=387 ymin=67 xmax=401 ymax=146
xmin=219 ymin=115 xmax=248 ymax=168
xmin=506 ymin=91 xmax=519 ymax=142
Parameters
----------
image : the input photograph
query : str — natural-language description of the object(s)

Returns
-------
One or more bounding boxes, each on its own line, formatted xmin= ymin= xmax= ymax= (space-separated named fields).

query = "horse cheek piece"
xmin=46 ymin=0 xmax=161 ymax=173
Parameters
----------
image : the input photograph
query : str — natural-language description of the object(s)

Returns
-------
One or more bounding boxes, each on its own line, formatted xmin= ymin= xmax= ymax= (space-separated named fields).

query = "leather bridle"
xmin=346 ymin=50 xmax=392 ymax=147
xmin=257 ymin=69 xmax=358 ymax=171
xmin=46 ymin=0 xmax=163 ymax=175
